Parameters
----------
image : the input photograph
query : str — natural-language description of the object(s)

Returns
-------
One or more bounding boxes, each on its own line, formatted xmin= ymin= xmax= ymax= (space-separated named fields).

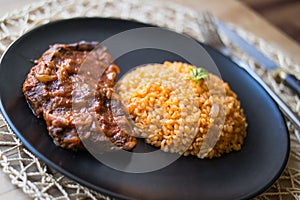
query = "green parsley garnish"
xmin=186 ymin=67 xmax=209 ymax=83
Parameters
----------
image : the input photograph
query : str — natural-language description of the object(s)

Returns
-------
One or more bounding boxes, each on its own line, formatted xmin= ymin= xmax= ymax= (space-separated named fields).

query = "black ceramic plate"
xmin=0 ymin=18 xmax=289 ymax=200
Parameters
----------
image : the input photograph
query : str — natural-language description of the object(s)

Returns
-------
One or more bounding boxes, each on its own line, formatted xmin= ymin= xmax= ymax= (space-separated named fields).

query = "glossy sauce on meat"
xmin=22 ymin=41 xmax=136 ymax=151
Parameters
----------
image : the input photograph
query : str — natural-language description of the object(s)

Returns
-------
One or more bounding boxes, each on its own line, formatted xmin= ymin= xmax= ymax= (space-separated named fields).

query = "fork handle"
xmin=279 ymin=72 xmax=300 ymax=96
xmin=232 ymin=57 xmax=300 ymax=130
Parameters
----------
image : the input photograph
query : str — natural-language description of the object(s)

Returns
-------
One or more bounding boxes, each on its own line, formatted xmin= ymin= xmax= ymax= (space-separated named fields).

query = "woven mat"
xmin=0 ymin=0 xmax=299 ymax=199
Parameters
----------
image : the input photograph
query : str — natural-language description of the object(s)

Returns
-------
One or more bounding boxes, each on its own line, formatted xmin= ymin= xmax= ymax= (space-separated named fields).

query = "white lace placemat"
xmin=0 ymin=0 xmax=299 ymax=199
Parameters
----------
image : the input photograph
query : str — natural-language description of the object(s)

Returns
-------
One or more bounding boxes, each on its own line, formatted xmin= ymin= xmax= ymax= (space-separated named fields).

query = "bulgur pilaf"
xmin=117 ymin=61 xmax=247 ymax=158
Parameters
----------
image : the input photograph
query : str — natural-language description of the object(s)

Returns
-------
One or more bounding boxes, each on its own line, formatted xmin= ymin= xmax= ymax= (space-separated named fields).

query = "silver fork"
xmin=197 ymin=12 xmax=300 ymax=130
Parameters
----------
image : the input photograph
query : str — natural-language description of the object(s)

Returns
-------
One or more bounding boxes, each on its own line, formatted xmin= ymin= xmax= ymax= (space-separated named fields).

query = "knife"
xmin=215 ymin=20 xmax=300 ymax=96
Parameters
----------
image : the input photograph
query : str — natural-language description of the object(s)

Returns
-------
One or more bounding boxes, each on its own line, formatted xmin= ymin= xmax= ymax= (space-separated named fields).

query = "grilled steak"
xmin=22 ymin=41 xmax=136 ymax=151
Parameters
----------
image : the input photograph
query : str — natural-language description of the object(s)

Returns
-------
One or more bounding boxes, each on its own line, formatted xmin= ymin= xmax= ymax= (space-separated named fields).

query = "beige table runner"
xmin=0 ymin=0 xmax=299 ymax=199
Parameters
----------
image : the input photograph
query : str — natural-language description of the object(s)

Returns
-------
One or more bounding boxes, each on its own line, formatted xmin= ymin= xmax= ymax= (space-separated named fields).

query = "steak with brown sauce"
xmin=22 ymin=41 xmax=136 ymax=151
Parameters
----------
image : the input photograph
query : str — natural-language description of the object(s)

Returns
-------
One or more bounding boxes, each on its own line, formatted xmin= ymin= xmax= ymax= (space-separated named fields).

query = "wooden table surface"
xmin=0 ymin=0 xmax=299 ymax=199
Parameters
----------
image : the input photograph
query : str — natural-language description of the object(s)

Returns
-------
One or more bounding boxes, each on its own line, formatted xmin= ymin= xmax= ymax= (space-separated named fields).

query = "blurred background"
xmin=239 ymin=0 xmax=300 ymax=43
xmin=0 ymin=0 xmax=299 ymax=44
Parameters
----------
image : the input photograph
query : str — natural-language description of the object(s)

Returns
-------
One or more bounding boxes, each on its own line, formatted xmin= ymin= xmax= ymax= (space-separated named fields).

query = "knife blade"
xmin=215 ymin=20 xmax=300 ymax=96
